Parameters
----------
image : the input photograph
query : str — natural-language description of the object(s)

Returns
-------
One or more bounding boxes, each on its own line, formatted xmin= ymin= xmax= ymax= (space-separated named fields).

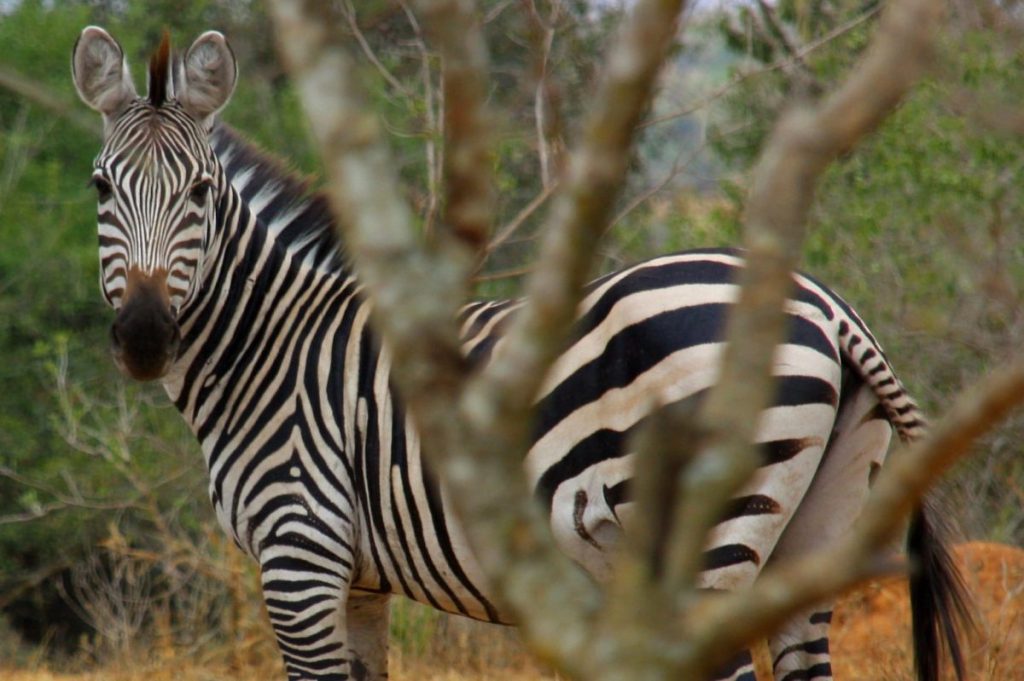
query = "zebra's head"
xmin=72 ymin=27 xmax=237 ymax=381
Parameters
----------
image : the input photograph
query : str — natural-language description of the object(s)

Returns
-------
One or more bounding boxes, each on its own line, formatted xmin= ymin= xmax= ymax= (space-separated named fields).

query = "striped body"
xmin=74 ymin=28 xmax=969 ymax=681
xmin=167 ymin=127 xmax=908 ymax=679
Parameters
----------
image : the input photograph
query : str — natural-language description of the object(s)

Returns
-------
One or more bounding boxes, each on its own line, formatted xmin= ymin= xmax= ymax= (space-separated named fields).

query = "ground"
xmin=5 ymin=542 xmax=1022 ymax=681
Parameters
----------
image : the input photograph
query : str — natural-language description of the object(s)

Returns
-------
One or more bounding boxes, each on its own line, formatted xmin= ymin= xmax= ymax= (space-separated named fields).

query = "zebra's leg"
xmin=709 ymin=648 xmax=757 ymax=681
xmin=696 ymin=409 xmax=838 ymax=589
xmin=344 ymin=593 xmax=391 ymax=681
xmin=696 ymin=391 xmax=842 ymax=680
xmin=766 ymin=380 xmax=892 ymax=681
xmin=768 ymin=607 xmax=834 ymax=681
xmin=260 ymin=550 xmax=351 ymax=681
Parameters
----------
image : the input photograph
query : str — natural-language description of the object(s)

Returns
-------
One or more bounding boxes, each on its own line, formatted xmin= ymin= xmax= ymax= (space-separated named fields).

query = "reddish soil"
xmin=832 ymin=541 xmax=1024 ymax=681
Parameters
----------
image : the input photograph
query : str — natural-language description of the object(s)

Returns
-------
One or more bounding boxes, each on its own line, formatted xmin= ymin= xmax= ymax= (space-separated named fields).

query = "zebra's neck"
xmin=210 ymin=124 xmax=349 ymax=276
xmin=161 ymin=125 xmax=362 ymax=457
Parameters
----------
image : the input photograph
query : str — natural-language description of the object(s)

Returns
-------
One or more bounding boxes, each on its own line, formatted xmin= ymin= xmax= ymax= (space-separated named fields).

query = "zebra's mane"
xmin=211 ymin=124 xmax=347 ymax=275
xmin=148 ymin=30 xmax=172 ymax=107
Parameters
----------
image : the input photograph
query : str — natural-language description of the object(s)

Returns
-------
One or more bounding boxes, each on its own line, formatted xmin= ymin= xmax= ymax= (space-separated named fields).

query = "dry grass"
xmin=5 ymin=542 xmax=1020 ymax=681
xmin=832 ymin=541 xmax=1024 ymax=681
xmin=1 ymin=658 xmax=551 ymax=681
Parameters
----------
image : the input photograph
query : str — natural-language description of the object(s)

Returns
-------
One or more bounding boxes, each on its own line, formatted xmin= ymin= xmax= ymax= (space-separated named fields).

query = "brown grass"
xmin=5 ymin=542 xmax=1020 ymax=681
xmin=0 ymin=660 xmax=551 ymax=681
xmin=832 ymin=541 xmax=1024 ymax=681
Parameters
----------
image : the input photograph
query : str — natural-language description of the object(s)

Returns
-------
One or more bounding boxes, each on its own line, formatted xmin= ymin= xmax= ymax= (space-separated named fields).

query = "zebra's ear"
xmin=72 ymin=26 xmax=137 ymax=123
xmin=179 ymin=31 xmax=237 ymax=125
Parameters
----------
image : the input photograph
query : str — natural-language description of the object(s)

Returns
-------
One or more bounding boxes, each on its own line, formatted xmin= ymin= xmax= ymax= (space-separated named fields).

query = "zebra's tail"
xmin=833 ymin=306 xmax=975 ymax=681
xmin=907 ymin=499 xmax=974 ymax=681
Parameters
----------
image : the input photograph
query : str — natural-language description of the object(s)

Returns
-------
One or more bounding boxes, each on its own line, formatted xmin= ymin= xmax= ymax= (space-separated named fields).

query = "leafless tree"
xmin=256 ymin=0 xmax=1020 ymax=678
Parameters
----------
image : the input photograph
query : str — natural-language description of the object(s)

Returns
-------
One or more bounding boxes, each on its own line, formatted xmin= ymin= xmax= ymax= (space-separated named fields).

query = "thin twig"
xmin=341 ymin=1 xmax=412 ymax=99
xmin=522 ymin=0 xmax=565 ymax=188
xmin=474 ymin=264 xmax=536 ymax=283
xmin=0 ymin=65 xmax=102 ymax=136
xmin=605 ymin=153 xmax=686 ymax=235
xmin=484 ymin=180 xmax=559 ymax=255
xmin=400 ymin=1 xmax=443 ymax=235
xmin=412 ymin=0 xmax=496 ymax=253
xmin=755 ymin=0 xmax=823 ymax=90
xmin=684 ymin=350 xmax=1024 ymax=676
xmin=639 ymin=5 xmax=882 ymax=130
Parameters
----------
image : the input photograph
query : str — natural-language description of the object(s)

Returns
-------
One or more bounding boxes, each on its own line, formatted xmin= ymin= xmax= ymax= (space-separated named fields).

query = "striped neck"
xmin=160 ymin=125 xmax=359 ymax=424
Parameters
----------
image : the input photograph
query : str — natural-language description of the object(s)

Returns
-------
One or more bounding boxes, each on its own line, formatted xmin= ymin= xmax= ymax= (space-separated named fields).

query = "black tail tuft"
xmin=907 ymin=497 xmax=976 ymax=681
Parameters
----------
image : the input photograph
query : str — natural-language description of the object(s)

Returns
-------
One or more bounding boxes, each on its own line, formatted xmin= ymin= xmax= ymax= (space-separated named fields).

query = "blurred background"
xmin=1 ymin=0 xmax=1022 ymax=678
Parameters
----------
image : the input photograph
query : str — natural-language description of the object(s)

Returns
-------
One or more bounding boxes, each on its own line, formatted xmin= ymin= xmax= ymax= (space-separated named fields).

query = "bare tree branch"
xmin=266 ymin=0 xmax=980 ymax=678
xmin=679 ymin=350 xmax=1024 ymax=676
xmin=0 ymin=64 xmax=102 ymax=136
xmin=267 ymin=0 xmax=471 ymax=418
xmin=522 ymin=0 xmax=567 ymax=189
xmin=665 ymin=0 xmax=946 ymax=598
xmin=463 ymin=0 xmax=690 ymax=452
xmin=411 ymin=0 xmax=495 ymax=253
xmin=341 ymin=1 xmax=412 ymax=98
xmin=633 ymin=0 xmax=946 ymax=674
xmin=755 ymin=0 xmax=824 ymax=91
xmin=483 ymin=180 xmax=559 ymax=257
xmin=400 ymin=1 xmax=443 ymax=236
xmin=638 ymin=5 xmax=882 ymax=131
xmin=269 ymin=1 xmax=689 ymax=675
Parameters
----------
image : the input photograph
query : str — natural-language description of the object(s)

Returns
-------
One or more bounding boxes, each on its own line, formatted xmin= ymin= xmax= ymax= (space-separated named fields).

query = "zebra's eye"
xmin=189 ymin=179 xmax=213 ymax=204
xmin=90 ymin=176 xmax=113 ymax=202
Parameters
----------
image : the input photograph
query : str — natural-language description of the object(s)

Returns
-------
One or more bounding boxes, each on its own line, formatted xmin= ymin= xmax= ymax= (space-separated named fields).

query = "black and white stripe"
xmin=77 ymin=30 xmax=967 ymax=681
xmin=93 ymin=102 xmax=215 ymax=310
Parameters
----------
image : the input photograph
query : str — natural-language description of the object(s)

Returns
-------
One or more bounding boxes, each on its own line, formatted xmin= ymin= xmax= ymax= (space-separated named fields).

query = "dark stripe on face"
xmin=94 ymin=101 xmax=217 ymax=309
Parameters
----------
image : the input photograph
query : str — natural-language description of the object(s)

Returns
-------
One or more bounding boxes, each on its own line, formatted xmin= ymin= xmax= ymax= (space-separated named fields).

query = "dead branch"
xmin=647 ymin=0 xmax=946 ymax=673
xmin=639 ymin=5 xmax=882 ymax=131
xmin=411 ymin=0 xmax=495 ymax=253
xmin=680 ymin=352 xmax=1024 ymax=675
xmin=399 ymin=1 xmax=443 ymax=236
xmin=483 ymin=180 xmax=558 ymax=256
xmin=521 ymin=0 xmax=566 ymax=189
xmin=672 ymin=0 xmax=943 ymax=568
xmin=269 ymin=0 xmax=688 ymax=676
xmin=463 ymin=0 xmax=690 ymax=447
xmin=755 ymin=0 xmax=824 ymax=92
xmin=264 ymin=0 xmax=995 ymax=678
xmin=0 ymin=64 xmax=102 ymax=136
xmin=267 ymin=0 xmax=472 ymax=429
xmin=341 ymin=1 xmax=412 ymax=99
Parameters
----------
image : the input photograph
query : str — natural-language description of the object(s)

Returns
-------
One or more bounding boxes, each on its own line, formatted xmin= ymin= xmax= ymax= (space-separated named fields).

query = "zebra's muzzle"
xmin=110 ymin=275 xmax=181 ymax=381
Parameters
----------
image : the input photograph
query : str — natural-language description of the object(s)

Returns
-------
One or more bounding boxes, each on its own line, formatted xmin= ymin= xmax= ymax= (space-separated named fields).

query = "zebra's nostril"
xmin=109 ymin=292 xmax=180 ymax=381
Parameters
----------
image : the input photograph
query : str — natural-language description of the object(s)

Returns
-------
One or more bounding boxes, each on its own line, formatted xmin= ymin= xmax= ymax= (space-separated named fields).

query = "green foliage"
xmin=0 ymin=0 xmax=627 ymax=656
xmin=0 ymin=0 xmax=323 ymax=651
xmin=389 ymin=597 xmax=441 ymax=657
xmin=2 ymin=0 xmax=1023 ymax=665
xmin=708 ymin=4 xmax=1024 ymax=542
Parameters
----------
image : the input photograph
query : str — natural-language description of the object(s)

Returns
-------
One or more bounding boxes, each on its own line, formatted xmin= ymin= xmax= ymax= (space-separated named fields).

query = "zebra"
xmin=71 ymin=26 xmax=971 ymax=681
